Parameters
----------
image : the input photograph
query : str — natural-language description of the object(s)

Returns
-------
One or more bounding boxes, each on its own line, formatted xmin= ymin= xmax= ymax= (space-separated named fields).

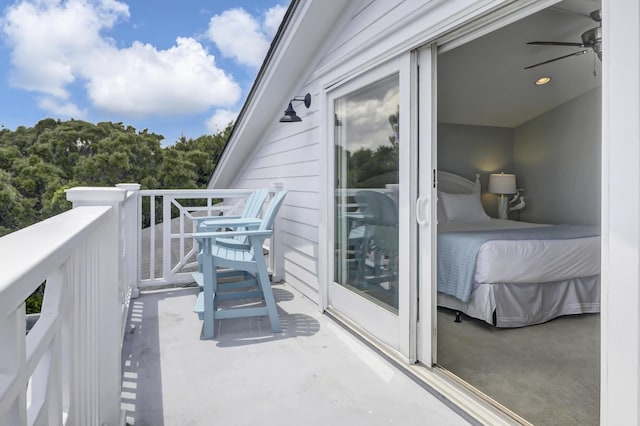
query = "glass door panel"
xmin=334 ymin=73 xmax=400 ymax=313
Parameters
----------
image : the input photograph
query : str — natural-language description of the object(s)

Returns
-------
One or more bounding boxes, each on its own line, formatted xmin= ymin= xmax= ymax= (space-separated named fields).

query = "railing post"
xmin=270 ymin=182 xmax=285 ymax=282
xmin=116 ymin=184 xmax=141 ymax=299
xmin=65 ymin=187 xmax=126 ymax=426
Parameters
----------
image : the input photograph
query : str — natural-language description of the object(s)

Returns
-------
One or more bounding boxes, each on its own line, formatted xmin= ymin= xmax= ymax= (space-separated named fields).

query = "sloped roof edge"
xmin=208 ymin=0 xmax=349 ymax=189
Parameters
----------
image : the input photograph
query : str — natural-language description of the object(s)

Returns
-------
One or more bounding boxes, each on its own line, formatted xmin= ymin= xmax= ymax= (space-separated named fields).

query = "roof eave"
xmin=208 ymin=0 xmax=349 ymax=189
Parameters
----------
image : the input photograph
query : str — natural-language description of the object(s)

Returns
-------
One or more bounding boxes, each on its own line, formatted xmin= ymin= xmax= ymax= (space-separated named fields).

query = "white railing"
xmin=0 ymin=186 xmax=137 ymax=425
xmin=138 ymin=188 xmax=263 ymax=289
xmin=0 ymin=183 xmax=280 ymax=425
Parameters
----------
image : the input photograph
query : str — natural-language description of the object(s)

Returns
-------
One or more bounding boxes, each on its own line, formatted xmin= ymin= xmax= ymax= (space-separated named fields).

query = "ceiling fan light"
xmin=535 ymin=76 xmax=551 ymax=86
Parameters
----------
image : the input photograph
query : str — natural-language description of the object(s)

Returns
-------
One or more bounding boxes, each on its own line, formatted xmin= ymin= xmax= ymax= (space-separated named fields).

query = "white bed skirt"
xmin=437 ymin=275 xmax=600 ymax=327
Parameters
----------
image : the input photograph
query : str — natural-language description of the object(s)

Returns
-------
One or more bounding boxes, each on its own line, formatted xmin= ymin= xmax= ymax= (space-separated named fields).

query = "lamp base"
xmin=498 ymin=195 xmax=509 ymax=219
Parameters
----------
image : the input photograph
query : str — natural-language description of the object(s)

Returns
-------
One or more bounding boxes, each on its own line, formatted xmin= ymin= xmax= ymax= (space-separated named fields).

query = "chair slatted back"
xmin=246 ymin=190 xmax=288 ymax=257
xmin=241 ymin=188 xmax=269 ymax=219
xmin=258 ymin=191 xmax=288 ymax=232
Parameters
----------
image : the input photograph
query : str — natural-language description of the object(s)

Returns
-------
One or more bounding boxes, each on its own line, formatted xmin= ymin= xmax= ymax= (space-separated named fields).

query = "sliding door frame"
xmin=323 ymin=53 xmax=418 ymax=361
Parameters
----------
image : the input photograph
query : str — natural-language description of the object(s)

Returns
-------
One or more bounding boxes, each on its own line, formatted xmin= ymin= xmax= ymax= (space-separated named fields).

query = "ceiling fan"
xmin=524 ymin=9 xmax=602 ymax=70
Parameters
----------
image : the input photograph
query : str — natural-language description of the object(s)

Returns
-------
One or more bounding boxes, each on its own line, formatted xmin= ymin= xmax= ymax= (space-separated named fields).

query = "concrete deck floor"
xmin=120 ymin=282 xmax=470 ymax=425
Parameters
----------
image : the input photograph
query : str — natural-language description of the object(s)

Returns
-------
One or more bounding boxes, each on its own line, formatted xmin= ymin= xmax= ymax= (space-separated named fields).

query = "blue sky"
xmin=0 ymin=0 xmax=288 ymax=145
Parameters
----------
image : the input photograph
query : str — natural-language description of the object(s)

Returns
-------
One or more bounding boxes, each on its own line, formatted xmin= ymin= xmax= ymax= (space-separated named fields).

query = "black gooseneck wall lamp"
xmin=279 ymin=93 xmax=311 ymax=122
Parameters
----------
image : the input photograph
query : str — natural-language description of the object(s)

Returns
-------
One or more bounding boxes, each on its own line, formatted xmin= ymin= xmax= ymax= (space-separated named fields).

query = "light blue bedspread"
xmin=437 ymin=225 xmax=600 ymax=303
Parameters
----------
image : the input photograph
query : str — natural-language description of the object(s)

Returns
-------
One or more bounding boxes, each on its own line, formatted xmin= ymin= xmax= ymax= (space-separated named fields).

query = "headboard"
xmin=437 ymin=171 xmax=481 ymax=194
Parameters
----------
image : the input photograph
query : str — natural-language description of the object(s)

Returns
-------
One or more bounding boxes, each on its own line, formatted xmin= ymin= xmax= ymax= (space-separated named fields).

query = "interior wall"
xmin=437 ymin=123 xmax=514 ymax=217
xmin=513 ymin=87 xmax=601 ymax=225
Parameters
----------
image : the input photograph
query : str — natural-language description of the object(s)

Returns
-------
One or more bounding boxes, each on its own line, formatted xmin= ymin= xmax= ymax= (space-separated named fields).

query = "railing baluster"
xmin=163 ymin=195 xmax=172 ymax=283
xmin=179 ymin=204 xmax=185 ymax=262
xmin=0 ymin=308 xmax=27 ymax=424
xmin=150 ymin=195 xmax=156 ymax=281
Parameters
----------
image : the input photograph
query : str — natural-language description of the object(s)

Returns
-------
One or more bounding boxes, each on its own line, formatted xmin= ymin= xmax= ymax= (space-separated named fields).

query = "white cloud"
xmin=1 ymin=0 xmax=241 ymax=117
xmin=206 ymin=108 xmax=237 ymax=133
xmin=263 ymin=5 xmax=287 ymax=37
xmin=340 ymin=82 xmax=399 ymax=152
xmin=2 ymin=0 xmax=128 ymax=98
xmin=207 ymin=8 xmax=269 ymax=68
xmin=83 ymin=38 xmax=240 ymax=116
xmin=37 ymin=96 xmax=87 ymax=118
xmin=206 ymin=5 xmax=287 ymax=68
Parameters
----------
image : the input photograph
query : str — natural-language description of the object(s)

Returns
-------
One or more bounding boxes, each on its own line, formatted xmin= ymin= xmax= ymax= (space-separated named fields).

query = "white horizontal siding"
xmin=284 ymin=247 xmax=318 ymax=278
xmin=240 ymin=159 xmax=320 ymax=180
xmin=232 ymin=88 xmax=323 ymax=298
xmin=281 ymin=228 xmax=318 ymax=257
xmin=279 ymin=204 xmax=321 ymax=227
xmin=283 ymin=256 xmax=320 ymax=303
xmin=281 ymin=190 xmax=320 ymax=211
xmin=324 ymin=0 xmax=405 ymax=58
xmin=249 ymin=145 xmax=321 ymax=172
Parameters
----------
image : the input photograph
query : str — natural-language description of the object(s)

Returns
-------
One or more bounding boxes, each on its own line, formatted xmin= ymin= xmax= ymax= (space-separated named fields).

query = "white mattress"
xmin=438 ymin=219 xmax=601 ymax=284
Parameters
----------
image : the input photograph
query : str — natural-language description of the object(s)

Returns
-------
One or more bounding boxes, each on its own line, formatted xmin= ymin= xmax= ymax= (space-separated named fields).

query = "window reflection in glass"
xmin=334 ymin=73 xmax=400 ymax=313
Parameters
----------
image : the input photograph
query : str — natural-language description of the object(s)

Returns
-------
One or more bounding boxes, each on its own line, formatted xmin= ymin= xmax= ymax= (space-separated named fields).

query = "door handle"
xmin=416 ymin=197 xmax=429 ymax=226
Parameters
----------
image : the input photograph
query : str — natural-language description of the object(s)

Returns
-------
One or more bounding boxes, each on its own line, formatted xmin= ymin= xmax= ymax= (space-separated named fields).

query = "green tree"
xmin=0 ymin=118 xmax=232 ymax=234
xmin=0 ymin=117 xmax=235 ymax=313
xmin=11 ymin=156 xmax=65 ymax=219
xmin=74 ymin=130 xmax=163 ymax=186
xmin=0 ymin=170 xmax=33 ymax=236
xmin=0 ymin=145 xmax=20 ymax=170
xmin=160 ymin=148 xmax=198 ymax=189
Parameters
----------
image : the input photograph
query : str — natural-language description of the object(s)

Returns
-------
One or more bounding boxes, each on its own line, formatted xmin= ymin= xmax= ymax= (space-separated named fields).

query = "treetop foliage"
xmin=0 ymin=118 xmax=232 ymax=236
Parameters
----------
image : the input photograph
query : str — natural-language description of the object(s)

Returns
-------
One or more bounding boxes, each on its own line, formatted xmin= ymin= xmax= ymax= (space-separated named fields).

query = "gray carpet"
xmin=437 ymin=308 xmax=600 ymax=425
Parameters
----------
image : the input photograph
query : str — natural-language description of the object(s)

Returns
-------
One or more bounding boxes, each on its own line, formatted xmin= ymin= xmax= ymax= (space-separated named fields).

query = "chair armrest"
xmin=193 ymin=229 xmax=273 ymax=241
xmin=193 ymin=214 xmax=241 ymax=224
xmin=199 ymin=217 xmax=262 ymax=229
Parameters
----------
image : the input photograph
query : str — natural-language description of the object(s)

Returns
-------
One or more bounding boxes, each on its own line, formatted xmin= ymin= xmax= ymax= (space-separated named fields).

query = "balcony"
xmin=0 ymin=184 xmax=467 ymax=425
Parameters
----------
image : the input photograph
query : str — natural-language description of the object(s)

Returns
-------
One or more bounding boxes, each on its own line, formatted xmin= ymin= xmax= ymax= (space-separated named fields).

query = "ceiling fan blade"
xmin=524 ymin=49 xmax=589 ymax=69
xmin=527 ymin=41 xmax=585 ymax=47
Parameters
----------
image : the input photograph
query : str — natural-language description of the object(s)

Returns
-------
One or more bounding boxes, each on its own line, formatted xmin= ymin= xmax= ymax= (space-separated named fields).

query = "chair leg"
xmin=254 ymin=249 xmax=281 ymax=333
xmin=202 ymin=253 xmax=217 ymax=339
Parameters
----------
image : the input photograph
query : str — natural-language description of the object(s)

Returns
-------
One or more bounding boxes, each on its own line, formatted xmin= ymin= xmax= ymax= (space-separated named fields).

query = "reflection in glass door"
xmin=334 ymin=73 xmax=400 ymax=313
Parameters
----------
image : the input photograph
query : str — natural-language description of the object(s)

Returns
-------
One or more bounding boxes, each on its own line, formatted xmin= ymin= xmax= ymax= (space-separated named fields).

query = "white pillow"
xmin=439 ymin=191 xmax=490 ymax=223
xmin=437 ymin=191 xmax=448 ymax=223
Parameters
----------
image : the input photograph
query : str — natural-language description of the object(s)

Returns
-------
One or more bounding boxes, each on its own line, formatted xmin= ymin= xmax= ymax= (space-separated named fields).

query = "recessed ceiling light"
xmin=535 ymin=76 xmax=551 ymax=86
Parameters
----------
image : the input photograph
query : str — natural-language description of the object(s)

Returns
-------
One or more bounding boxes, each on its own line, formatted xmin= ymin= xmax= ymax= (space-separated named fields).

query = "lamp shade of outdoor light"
xmin=488 ymin=173 xmax=517 ymax=195
xmin=279 ymin=93 xmax=311 ymax=123
xmin=279 ymin=102 xmax=302 ymax=122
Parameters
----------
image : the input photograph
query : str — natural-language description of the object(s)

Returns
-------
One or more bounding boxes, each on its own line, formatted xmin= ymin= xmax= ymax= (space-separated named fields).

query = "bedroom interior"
xmin=434 ymin=0 xmax=601 ymax=425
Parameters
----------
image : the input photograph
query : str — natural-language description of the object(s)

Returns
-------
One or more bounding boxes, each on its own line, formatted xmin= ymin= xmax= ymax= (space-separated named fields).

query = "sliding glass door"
xmin=334 ymin=73 xmax=400 ymax=312
xmin=327 ymin=55 xmax=416 ymax=358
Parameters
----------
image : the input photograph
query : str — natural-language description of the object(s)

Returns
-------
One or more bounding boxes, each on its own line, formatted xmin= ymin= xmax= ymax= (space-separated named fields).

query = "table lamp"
xmin=488 ymin=172 xmax=516 ymax=219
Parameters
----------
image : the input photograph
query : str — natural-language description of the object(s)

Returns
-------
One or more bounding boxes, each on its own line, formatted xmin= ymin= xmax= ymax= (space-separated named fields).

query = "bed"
xmin=436 ymin=171 xmax=601 ymax=327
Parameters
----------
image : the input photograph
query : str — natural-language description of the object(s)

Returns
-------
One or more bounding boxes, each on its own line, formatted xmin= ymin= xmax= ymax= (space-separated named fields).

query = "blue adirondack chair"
xmin=192 ymin=190 xmax=288 ymax=339
xmin=194 ymin=188 xmax=269 ymax=247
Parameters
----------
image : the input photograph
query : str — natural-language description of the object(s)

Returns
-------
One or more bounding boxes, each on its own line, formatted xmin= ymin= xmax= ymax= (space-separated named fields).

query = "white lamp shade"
xmin=488 ymin=173 xmax=516 ymax=195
